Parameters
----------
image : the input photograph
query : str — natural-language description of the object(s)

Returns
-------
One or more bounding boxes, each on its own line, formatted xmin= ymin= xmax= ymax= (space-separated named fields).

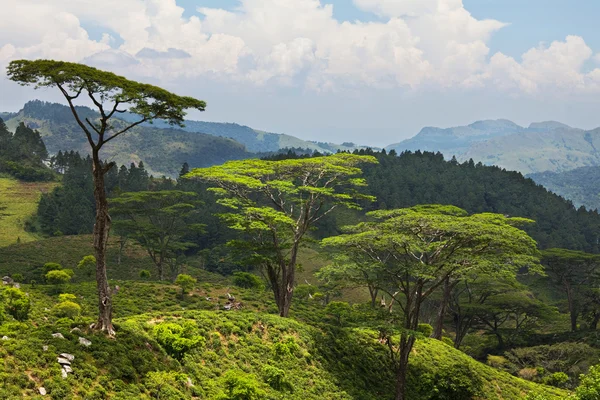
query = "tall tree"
xmin=321 ymin=205 xmax=541 ymax=400
xmin=541 ymin=248 xmax=600 ymax=331
xmin=187 ymin=153 xmax=377 ymax=317
xmin=7 ymin=59 xmax=206 ymax=335
xmin=111 ymin=190 xmax=203 ymax=281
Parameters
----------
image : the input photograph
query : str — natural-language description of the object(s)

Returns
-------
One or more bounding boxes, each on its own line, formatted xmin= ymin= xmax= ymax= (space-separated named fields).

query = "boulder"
xmin=1 ymin=336 xmax=9 ymax=340
xmin=79 ymin=337 xmax=92 ymax=347
xmin=57 ymin=357 xmax=71 ymax=366
xmin=51 ymin=333 xmax=65 ymax=339
xmin=39 ymin=387 xmax=46 ymax=395
xmin=59 ymin=353 xmax=75 ymax=361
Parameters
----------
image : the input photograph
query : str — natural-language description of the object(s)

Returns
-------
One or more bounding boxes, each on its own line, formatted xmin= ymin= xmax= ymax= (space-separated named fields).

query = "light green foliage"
xmin=145 ymin=371 xmax=190 ymax=400
xmin=153 ymin=321 xmax=204 ymax=360
xmin=543 ymin=372 xmax=570 ymax=388
xmin=2 ymin=287 xmax=30 ymax=321
xmin=112 ymin=191 xmax=203 ymax=281
xmin=175 ymin=274 xmax=197 ymax=299
xmin=58 ymin=293 xmax=77 ymax=302
xmin=218 ymin=370 xmax=267 ymax=400
xmin=77 ymin=255 xmax=96 ymax=270
xmin=417 ymin=324 xmax=433 ymax=337
xmin=43 ymin=262 xmax=62 ymax=274
xmin=262 ymin=365 xmax=293 ymax=392
xmin=325 ymin=301 xmax=352 ymax=326
xmin=187 ymin=153 xmax=377 ymax=316
xmin=576 ymin=365 xmax=600 ymax=400
xmin=45 ymin=269 xmax=73 ymax=285
xmin=53 ymin=300 xmax=81 ymax=319
xmin=232 ymin=272 xmax=264 ymax=290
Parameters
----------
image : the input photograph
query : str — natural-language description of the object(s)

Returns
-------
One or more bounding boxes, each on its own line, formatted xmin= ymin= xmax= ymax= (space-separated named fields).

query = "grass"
xmin=0 ymin=177 xmax=57 ymax=247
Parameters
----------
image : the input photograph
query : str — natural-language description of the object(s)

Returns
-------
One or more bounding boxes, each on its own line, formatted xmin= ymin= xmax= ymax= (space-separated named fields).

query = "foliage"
xmin=218 ymin=370 xmax=267 ymax=400
xmin=53 ymin=300 xmax=81 ymax=319
xmin=153 ymin=321 xmax=205 ymax=360
xmin=576 ymin=364 xmax=600 ymax=400
xmin=175 ymin=274 xmax=197 ymax=299
xmin=232 ymin=272 xmax=264 ymax=290
xmin=45 ymin=269 xmax=74 ymax=285
xmin=188 ymin=153 xmax=377 ymax=317
xmin=2 ymin=287 xmax=30 ymax=321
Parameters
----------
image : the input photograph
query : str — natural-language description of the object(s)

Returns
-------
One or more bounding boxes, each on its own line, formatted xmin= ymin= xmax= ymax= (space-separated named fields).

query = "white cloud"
xmin=0 ymin=0 xmax=598 ymax=96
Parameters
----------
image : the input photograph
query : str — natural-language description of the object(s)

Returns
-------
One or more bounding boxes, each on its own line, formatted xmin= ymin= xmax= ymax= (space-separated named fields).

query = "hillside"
xmin=0 ymin=178 xmax=57 ymax=247
xmin=528 ymin=166 xmax=600 ymax=211
xmin=386 ymin=120 xmax=600 ymax=174
xmin=0 ymin=258 xmax=567 ymax=399
xmin=3 ymin=101 xmax=366 ymax=176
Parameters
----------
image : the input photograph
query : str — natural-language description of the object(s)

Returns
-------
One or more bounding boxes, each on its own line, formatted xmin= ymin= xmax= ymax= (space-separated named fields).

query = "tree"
xmin=7 ymin=59 xmax=206 ymax=336
xmin=45 ymin=269 xmax=74 ymax=289
xmin=174 ymin=274 xmax=196 ymax=300
xmin=3 ymin=287 xmax=31 ymax=321
xmin=321 ymin=205 xmax=541 ymax=400
xmin=187 ymin=153 xmax=377 ymax=317
xmin=111 ymin=191 xmax=203 ymax=281
xmin=541 ymin=249 xmax=600 ymax=331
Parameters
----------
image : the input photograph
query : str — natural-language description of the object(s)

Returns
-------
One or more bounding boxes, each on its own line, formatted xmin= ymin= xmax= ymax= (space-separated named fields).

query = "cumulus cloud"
xmin=0 ymin=0 xmax=598 ymax=96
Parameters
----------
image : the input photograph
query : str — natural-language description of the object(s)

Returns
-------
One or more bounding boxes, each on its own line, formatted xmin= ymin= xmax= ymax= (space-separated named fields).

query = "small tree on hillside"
xmin=175 ymin=274 xmax=197 ymax=300
xmin=541 ymin=248 xmax=600 ymax=332
xmin=321 ymin=205 xmax=541 ymax=400
xmin=7 ymin=59 xmax=206 ymax=336
xmin=111 ymin=191 xmax=204 ymax=281
xmin=187 ymin=153 xmax=377 ymax=317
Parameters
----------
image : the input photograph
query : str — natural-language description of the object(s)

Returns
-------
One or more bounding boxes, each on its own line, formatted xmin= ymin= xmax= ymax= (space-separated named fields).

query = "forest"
xmin=2 ymin=59 xmax=600 ymax=400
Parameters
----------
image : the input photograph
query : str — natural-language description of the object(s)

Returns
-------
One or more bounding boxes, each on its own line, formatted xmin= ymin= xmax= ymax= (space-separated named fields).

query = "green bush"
xmin=417 ymin=323 xmax=433 ymax=337
xmin=53 ymin=301 xmax=81 ymax=319
xmin=45 ymin=269 xmax=73 ymax=285
xmin=153 ymin=321 xmax=205 ymax=360
xmin=43 ymin=262 xmax=62 ymax=274
xmin=139 ymin=270 xmax=151 ymax=279
xmin=218 ymin=370 xmax=267 ymax=400
xmin=145 ymin=371 xmax=189 ymax=400
xmin=576 ymin=365 xmax=600 ymax=400
xmin=543 ymin=372 xmax=569 ymax=388
xmin=175 ymin=274 xmax=197 ymax=299
xmin=232 ymin=272 xmax=264 ymax=290
xmin=262 ymin=365 xmax=293 ymax=392
xmin=11 ymin=274 xmax=23 ymax=283
xmin=2 ymin=287 xmax=30 ymax=321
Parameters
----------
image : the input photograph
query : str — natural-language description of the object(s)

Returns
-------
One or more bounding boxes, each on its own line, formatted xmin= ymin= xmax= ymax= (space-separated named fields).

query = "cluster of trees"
xmin=0 ymin=119 xmax=54 ymax=181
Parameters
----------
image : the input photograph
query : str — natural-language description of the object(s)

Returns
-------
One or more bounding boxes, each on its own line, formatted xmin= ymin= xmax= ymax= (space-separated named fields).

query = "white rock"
xmin=39 ymin=387 xmax=46 ymax=395
xmin=59 ymin=353 xmax=75 ymax=361
xmin=79 ymin=337 xmax=92 ymax=347
xmin=61 ymin=369 xmax=67 ymax=379
xmin=57 ymin=357 xmax=71 ymax=365
xmin=70 ymin=327 xmax=81 ymax=333
xmin=62 ymin=365 xmax=73 ymax=374
xmin=51 ymin=333 xmax=64 ymax=339
xmin=42 ymin=345 xmax=48 ymax=351
xmin=1 ymin=336 xmax=9 ymax=340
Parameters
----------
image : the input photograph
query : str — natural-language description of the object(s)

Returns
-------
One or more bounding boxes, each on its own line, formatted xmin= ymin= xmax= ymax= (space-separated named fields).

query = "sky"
xmin=1 ymin=0 xmax=600 ymax=147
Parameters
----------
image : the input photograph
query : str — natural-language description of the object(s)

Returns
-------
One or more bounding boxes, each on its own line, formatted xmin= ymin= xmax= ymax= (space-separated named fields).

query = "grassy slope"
xmin=0 ymin=178 xmax=57 ymax=247
xmin=0 ymin=277 xmax=568 ymax=399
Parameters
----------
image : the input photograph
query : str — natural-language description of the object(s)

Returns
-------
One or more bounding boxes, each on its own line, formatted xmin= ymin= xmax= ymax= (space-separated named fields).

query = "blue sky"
xmin=2 ymin=0 xmax=600 ymax=146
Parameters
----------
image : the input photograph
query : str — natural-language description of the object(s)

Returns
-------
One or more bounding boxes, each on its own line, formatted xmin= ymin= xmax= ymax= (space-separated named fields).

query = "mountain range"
xmin=387 ymin=119 xmax=600 ymax=175
xmin=1 ymin=101 xmax=368 ymax=176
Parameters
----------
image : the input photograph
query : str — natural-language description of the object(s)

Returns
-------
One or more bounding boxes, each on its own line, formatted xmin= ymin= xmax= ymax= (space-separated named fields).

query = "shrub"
xmin=543 ymin=372 xmax=569 ymax=388
xmin=576 ymin=364 xmax=600 ymax=400
xmin=11 ymin=274 xmax=23 ymax=283
xmin=3 ymin=287 xmax=30 ymax=321
xmin=417 ymin=323 xmax=433 ymax=337
xmin=175 ymin=274 xmax=197 ymax=299
xmin=58 ymin=293 xmax=77 ymax=302
xmin=139 ymin=270 xmax=151 ymax=279
xmin=53 ymin=301 xmax=82 ymax=319
xmin=218 ymin=370 xmax=266 ymax=400
xmin=325 ymin=301 xmax=352 ymax=325
xmin=232 ymin=272 xmax=264 ymax=290
xmin=153 ymin=322 xmax=205 ymax=360
xmin=43 ymin=262 xmax=62 ymax=274
xmin=45 ymin=270 xmax=73 ymax=286
xmin=262 ymin=365 xmax=292 ymax=392
xmin=294 ymin=284 xmax=317 ymax=300
xmin=145 ymin=371 xmax=189 ymax=400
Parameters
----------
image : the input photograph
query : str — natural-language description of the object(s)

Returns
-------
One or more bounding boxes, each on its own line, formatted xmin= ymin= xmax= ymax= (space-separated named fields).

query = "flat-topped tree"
xmin=7 ymin=59 xmax=206 ymax=335
xmin=187 ymin=153 xmax=377 ymax=317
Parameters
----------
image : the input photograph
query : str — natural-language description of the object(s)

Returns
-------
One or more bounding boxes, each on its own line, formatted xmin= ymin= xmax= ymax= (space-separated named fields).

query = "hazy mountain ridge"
xmin=386 ymin=119 xmax=600 ymax=174
xmin=2 ymin=101 xmax=366 ymax=176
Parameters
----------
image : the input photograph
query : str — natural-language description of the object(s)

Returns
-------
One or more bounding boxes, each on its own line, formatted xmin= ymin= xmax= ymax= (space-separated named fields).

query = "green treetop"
xmin=187 ymin=153 xmax=377 ymax=317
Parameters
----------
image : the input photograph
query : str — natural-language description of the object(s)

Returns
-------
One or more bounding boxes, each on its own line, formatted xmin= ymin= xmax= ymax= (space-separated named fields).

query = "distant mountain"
xmin=528 ymin=166 xmax=600 ymax=211
xmin=4 ymin=101 xmax=251 ymax=176
xmin=3 ymin=101 xmax=368 ymax=176
xmin=386 ymin=119 xmax=600 ymax=174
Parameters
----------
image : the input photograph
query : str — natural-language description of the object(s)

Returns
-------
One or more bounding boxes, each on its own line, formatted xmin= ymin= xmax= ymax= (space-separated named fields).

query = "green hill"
xmin=0 ymin=277 xmax=567 ymax=399
xmin=528 ymin=166 xmax=600 ymax=211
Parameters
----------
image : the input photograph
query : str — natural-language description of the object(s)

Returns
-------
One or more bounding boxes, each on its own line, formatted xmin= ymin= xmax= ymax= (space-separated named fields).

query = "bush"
xmin=175 ymin=274 xmax=197 ymax=299
xmin=153 ymin=322 xmax=205 ymax=360
xmin=576 ymin=365 xmax=600 ymax=400
xmin=58 ymin=293 xmax=77 ymax=302
xmin=139 ymin=270 xmax=151 ymax=279
xmin=53 ymin=301 xmax=82 ymax=319
xmin=145 ymin=371 xmax=189 ymax=400
xmin=43 ymin=262 xmax=63 ymax=274
xmin=45 ymin=269 xmax=74 ymax=285
xmin=417 ymin=323 xmax=433 ymax=337
xmin=232 ymin=272 xmax=264 ymax=290
xmin=3 ymin=287 xmax=30 ymax=321
xmin=11 ymin=273 xmax=23 ymax=283
xmin=543 ymin=372 xmax=569 ymax=388
xmin=218 ymin=370 xmax=266 ymax=400
xmin=262 ymin=365 xmax=292 ymax=392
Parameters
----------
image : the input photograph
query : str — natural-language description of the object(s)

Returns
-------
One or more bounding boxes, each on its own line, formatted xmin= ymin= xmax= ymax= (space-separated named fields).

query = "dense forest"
xmin=529 ymin=166 xmax=600 ymax=212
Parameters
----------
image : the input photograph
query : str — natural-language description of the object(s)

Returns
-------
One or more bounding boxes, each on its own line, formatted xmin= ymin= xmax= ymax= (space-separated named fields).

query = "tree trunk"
xmin=591 ymin=313 xmax=600 ymax=330
xmin=394 ymin=335 xmax=415 ymax=400
xmin=433 ymin=277 xmax=454 ymax=339
xmin=91 ymin=153 xmax=115 ymax=336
